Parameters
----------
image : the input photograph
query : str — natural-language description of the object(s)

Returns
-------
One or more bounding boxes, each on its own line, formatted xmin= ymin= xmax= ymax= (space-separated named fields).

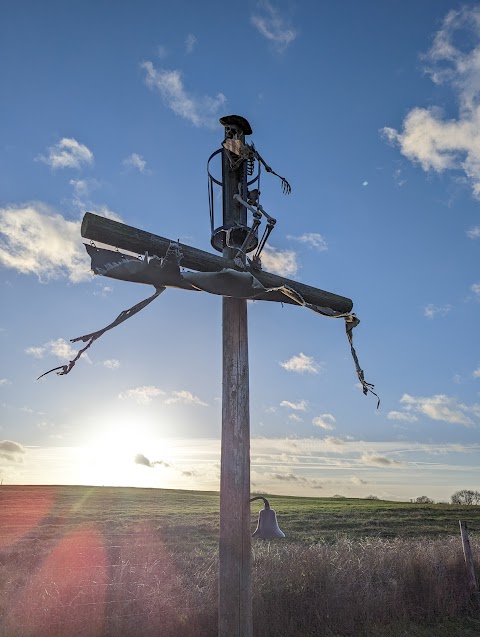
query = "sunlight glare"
xmin=85 ymin=411 xmax=172 ymax=487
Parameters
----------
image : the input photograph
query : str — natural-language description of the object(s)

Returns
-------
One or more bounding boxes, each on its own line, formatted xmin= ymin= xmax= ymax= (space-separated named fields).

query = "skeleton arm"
xmin=252 ymin=146 xmax=292 ymax=195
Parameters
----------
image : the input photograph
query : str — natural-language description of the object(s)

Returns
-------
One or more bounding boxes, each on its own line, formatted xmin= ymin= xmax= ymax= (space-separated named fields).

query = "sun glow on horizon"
xmin=83 ymin=414 xmax=174 ymax=487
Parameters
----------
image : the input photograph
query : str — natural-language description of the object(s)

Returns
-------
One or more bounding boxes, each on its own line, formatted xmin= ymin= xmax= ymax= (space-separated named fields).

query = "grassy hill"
xmin=1 ymin=485 xmax=480 ymax=637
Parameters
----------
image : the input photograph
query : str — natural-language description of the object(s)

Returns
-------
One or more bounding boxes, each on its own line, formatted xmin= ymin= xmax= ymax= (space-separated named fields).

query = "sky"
xmin=1 ymin=0 xmax=479 ymax=502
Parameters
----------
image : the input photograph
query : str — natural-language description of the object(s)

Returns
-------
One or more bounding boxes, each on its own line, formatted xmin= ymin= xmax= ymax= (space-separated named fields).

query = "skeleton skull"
xmin=224 ymin=124 xmax=242 ymax=140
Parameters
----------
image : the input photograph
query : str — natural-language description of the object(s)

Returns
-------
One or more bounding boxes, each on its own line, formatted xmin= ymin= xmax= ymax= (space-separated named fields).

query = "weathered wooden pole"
xmin=218 ymin=116 xmax=252 ymax=637
xmin=459 ymin=521 xmax=480 ymax=608
xmin=80 ymin=214 xmax=353 ymax=313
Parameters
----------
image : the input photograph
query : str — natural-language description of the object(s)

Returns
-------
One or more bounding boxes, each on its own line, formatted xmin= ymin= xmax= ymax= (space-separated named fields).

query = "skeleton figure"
xmin=216 ymin=115 xmax=291 ymax=270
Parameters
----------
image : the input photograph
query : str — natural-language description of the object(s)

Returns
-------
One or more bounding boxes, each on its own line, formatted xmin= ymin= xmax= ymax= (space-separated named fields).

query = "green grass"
xmin=1 ymin=485 xmax=479 ymax=637
xmin=3 ymin=485 xmax=479 ymax=548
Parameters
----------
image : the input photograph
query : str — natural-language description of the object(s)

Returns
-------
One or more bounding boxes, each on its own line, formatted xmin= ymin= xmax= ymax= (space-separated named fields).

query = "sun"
xmin=83 ymin=413 xmax=170 ymax=487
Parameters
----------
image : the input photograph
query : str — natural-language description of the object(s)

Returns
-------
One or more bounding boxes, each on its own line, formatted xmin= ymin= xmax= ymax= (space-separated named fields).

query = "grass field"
xmin=1 ymin=485 xmax=480 ymax=636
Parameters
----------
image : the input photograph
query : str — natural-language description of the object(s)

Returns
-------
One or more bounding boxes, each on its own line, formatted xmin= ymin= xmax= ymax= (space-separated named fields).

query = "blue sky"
xmin=1 ymin=0 xmax=479 ymax=501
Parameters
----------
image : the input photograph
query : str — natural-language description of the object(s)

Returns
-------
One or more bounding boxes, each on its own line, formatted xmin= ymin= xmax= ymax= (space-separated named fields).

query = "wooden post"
xmin=459 ymin=521 xmax=480 ymax=608
xmin=218 ymin=118 xmax=252 ymax=637
xmin=80 ymin=213 xmax=353 ymax=313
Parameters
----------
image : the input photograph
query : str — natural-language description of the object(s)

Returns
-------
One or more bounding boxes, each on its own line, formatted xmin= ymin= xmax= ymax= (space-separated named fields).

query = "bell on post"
xmin=250 ymin=496 xmax=285 ymax=539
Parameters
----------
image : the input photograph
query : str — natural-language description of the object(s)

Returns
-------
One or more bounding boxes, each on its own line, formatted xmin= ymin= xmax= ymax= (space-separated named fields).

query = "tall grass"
xmin=1 ymin=532 xmax=478 ymax=636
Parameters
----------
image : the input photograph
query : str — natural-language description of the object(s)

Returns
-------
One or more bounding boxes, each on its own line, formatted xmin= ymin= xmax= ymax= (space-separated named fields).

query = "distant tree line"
xmin=406 ymin=491 xmax=480 ymax=505
xmin=451 ymin=489 xmax=480 ymax=505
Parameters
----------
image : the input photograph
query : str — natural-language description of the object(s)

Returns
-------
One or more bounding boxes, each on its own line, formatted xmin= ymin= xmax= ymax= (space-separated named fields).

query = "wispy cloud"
xmin=387 ymin=410 xmax=418 ymax=423
xmin=185 ymin=33 xmax=197 ymax=54
xmin=102 ymin=359 xmax=120 ymax=369
xmin=322 ymin=436 xmax=346 ymax=452
xmin=0 ymin=203 xmax=91 ymax=283
xmin=119 ymin=386 xmax=207 ymax=407
xmin=312 ymin=414 xmax=336 ymax=430
xmin=94 ymin=285 xmax=113 ymax=297
xmin=381 ymin=7 xmax=480 ymax=198
xmin=0 ymin=440 xmax=26 ymax=462
xmin=361 ymin=453 xmax=404 ymax=467
xmin=288 ymin=413 xmax=303 ymax=423
xmin=424 ymin=303 xmax=452 ymax=319
xmin=280 ymin=399 xmax=308 ymax=411
xmin=122 ymin=153 xmax=148 ymax=173
xmin=466 ymin=226 xmax=480 ymax=239
xmin=37 ymin=137 xmax=93 ymax=170
xmin=134 ymin=453 xmax=170 ymax=468
xmin=156 ymin=45 xmax=169 ymax=59
xmin=251 ymin=1 xmax=298 ymax=52
xmin=119 ymin=386 xmax=165 ymax=405
xmin=351 ymin=475 xmax=368 ymax=485
xmin=141 ymin=61 xmax=226 ymax=128
xmin=394 ymin=167 xmax=407 ymax=187
xmin=263 ymin=471 xmax=322 ymax=489
xmin=473 ymin=367 xmax=480 ymax=378
xmin=164 ymin=390 xmax=208 ymax=407
xmin=25 ymin=338 xmax=81 ymax=362
xmin=0 ymin=379 xmax=11 ymax=386
xmin=287 ymin=233 xmax=328 ymax=251
xmin=399 ymin=393 xmax=477 ymax=426
xmin=260 ymin=245 xmax=298 ymax=276
xmin=69 ymin=179 xmax=90 ymax=197
xmin=471 ymin=283 xmax=480 ymax=298
xmin=280 ymin=352 xmax=320 ymax=374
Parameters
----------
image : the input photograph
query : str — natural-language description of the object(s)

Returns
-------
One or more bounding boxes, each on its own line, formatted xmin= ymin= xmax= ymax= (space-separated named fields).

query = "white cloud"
xmin=262 ymin=471 xmax=322 ymax=489
xmin=288 ymin=413 xmax=303 ymax=423
xmin=0 ymin=379 xmax=11 ymax=386
xmin=361 ymin=453 xmax=404 ymax=467
xmin=322 ymin=436 xmax=346 ymax=451
xmin=286 ymin=233 xmax=328 ymax=251
xmin=400 ymin=393 xmax=476 ymax=426
xmin=351 ymin=475 xmax=368 ymax=485
xmin=251 ymin=1 xmax=298 ymax=52
xmin=118 ymin=386 xmax=207 ymax=407
xmin=102 ymin=359 xmax=120 ymax=369
xmin=0 ymin=440 xmax=26 ymax=462
xmin=387 ymin=411 xmax=418 ymax=423
xmin=280 ymin=352 xmax=320 ymax=374
xmin=141 ymin=61 xmax=226 ymax=128
xmin=424 ymin=303 xmax=452 ymax=319
xmin=381 ymin=7 xmax=480 ymax=198
xmin=134 ymin=453 xmax=169 ymax=468
xmin=122 ymin=153 xmax=147 ymax=173
xmin=280 ymin=399 xmax=308 ymax=411
xmin=471 ymin=283 xmax=480 ymax=297
xmin=473 ymin=367 xmax=480 ymax=378
xmin=393 ymin=168 xmax=407 ymax=187
xmin=37 ymin=137 xmax=93 ymax=170
xmin=164 ymin=390 xmax=208 ymax=407
xmin=69 ymin=179 xmax=90 ymax=197
xmin=87 ymin=204 xmax=122 ymax=223
xmin=119 ymin=386 xmax=165 ymax=405
xmin=261 ymin=244 xmax=298 ymax=276
xmin=94 ymin=285 xmax=113 ymax=297
xmin=312 ymin=414 xmax=336 ymax=430
xmin=466 ymin=226 xmax=480 ymax=239
xmin=25 ymin=338 xmax=80 ymax=361
xmin=0 ymin=203 xmax=91 ymax=283
xmin=185 ymin=33 xmax=197 ymax=54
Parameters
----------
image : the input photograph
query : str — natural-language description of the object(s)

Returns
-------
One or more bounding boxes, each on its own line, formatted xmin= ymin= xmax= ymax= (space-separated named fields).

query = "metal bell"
xmin=250 ymin=496 xmax=285 ymax=539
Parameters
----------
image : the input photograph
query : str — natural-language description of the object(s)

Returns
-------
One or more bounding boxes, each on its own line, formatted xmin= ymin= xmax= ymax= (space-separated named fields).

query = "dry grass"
xmin=1 ymin=486 xmax=479 ymax=637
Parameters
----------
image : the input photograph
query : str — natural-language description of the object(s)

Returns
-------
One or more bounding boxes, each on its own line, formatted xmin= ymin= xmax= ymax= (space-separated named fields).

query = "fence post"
xmin=459 ymin=520 xmax=480 ymax=609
